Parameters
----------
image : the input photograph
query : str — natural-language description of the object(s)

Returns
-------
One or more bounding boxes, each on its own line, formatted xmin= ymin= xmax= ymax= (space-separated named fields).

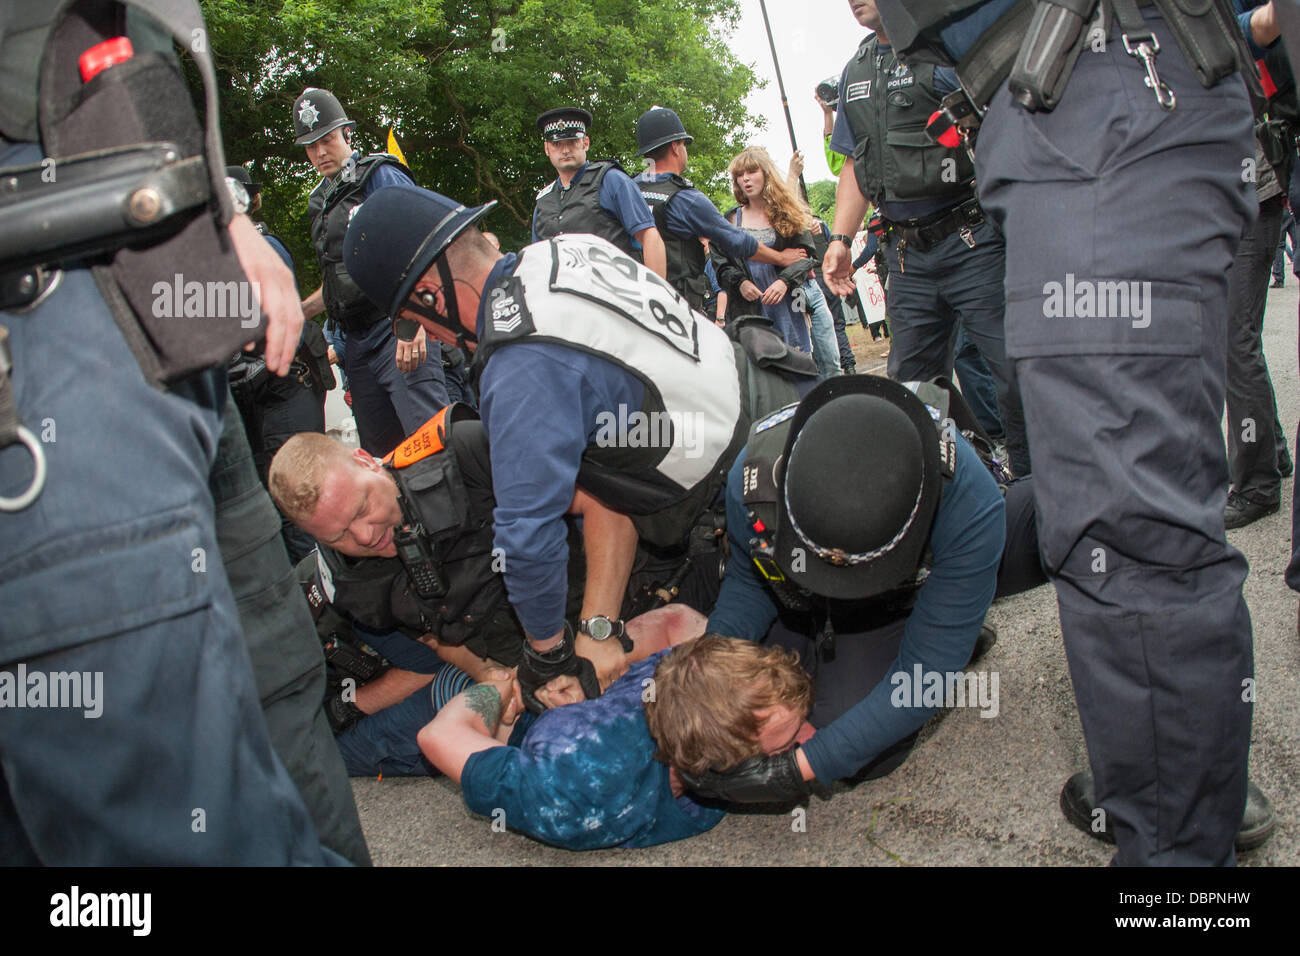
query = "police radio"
xmin=393 ymin=524 xmax=448 ymax=600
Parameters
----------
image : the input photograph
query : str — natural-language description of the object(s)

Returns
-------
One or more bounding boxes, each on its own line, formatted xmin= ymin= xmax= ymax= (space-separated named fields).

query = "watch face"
xmin=586 ymin=617 xmax=612 ymax=640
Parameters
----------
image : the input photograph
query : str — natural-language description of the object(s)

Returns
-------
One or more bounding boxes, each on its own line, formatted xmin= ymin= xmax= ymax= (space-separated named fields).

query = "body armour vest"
xmin=309 ymin=153 xmax=412 ymax=331
xmin=533 ymin=161 xmax=640 ymax=259
xmin=312 ymin=406 xmax=511 ymax=651
xmin=474 ymin=234 xmax=747 ymax=539
xmin=742 ymin=380 xmax=958 ymax=619
xmin=841 ymin=34 xmax=976 ymax=210
xmin=638 ymin=174 xmax=710 ymax=311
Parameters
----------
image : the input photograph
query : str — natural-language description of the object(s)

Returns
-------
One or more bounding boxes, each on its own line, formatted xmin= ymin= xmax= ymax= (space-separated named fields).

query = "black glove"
xmin=324 ymin=693 xmax=365 ymax=734
xmin=517 ymin=623 xmax=602 ymax=713
xmin=678 ymin=750 xmax=821 ymax=804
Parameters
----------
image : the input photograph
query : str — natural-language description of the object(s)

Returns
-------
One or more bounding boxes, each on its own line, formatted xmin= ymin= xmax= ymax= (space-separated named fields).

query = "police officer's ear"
xmin=351 ymin=448 xmax=383 ymax=472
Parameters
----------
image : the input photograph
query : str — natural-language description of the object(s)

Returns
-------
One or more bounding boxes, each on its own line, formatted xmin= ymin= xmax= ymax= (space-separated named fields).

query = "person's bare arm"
xmin=355 ymin=667 xmax=435 ymax=714
xmin=825 ymin=157 xmax=870 ymax=297
xmin=751 ymin=244 xmax=807 ymax=267
xmin=624 ymin=604 xmax=708 ymax=663
xmin=421 ymin=637 xmax=506 ymax=684
xmin=637 ymin=226 xmax=668 ymax=279
xmin=417 ymin=675 xmax=523 ymax=785
xmin=566 ymin=487 xmax=638 ymax=690
xmin=301 ymin=284 xmax=326 ymax=321
xmin=1252 ymin=1 xmax=1280 ymax=47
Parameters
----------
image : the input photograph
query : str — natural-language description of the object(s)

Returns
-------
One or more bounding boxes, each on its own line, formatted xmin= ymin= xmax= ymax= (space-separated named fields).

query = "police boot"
xmin=1224 ymin=491 xmax=1280 ymax=530
xmin=1059 ymin=771 xmax=1276 ymax=853
xmin=966 ymin=622 xmax=997 ymax=668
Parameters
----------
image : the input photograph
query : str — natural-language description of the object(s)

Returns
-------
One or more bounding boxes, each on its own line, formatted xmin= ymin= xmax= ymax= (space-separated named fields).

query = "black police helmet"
xmin=225 ymin=165 xmax=261 ymax=195
xmin=773 ymin=375 xmax=943 ymax=600
xmin=635 ymin=107 xmax=693 ymax=157
xmin=293 ymin=88 xmax=354 ymax=146
xmin=344 ymin=185 xmax=496 ymax=324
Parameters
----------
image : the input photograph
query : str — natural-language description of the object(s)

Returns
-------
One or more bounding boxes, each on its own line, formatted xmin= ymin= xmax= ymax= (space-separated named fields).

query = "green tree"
xmin=194 ymin=0 xmax=761 ymax=289
xmin=805 ymin=179 xmax=836 ymax=227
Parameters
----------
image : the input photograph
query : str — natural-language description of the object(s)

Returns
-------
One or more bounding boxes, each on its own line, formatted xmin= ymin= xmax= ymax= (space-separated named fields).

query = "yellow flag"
xmin=387 ymin=128 xmax=408 ymax=166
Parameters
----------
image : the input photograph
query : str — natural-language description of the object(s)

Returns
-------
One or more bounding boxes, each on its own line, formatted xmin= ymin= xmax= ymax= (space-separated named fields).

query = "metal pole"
xmin=758 ymin=0 xmax=808 ymax=200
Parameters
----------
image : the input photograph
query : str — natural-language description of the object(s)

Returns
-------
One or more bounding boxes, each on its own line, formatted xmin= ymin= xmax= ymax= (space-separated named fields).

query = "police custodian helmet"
xmin=635 ymin=106 xmax=693 ymax=156
xmin=293 ymin=88 xmax=354 ymax=146
xmin=773 ymin=376 xmax=943 ymax=600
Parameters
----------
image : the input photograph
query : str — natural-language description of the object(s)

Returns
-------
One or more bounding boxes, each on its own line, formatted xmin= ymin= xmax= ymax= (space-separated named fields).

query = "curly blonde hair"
xmin=728 ymin=146 xmax=813 ymax=239
xmin=644 ymin=635 xmax=813 ymax=774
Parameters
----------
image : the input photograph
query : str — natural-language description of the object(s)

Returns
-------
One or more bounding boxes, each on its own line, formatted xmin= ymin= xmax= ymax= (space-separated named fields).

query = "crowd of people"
xmin=0 ymin=0 xmax=1295 ymax=867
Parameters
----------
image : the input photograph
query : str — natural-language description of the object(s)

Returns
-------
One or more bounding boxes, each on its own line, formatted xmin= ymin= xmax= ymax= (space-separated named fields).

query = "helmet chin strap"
xmin=407 ymin=256 xmax=479 ymax=347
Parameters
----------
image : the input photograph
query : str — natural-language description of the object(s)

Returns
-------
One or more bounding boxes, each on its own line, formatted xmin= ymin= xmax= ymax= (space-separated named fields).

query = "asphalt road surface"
xmin=351 ymin=287 xmax=1300 ymax=867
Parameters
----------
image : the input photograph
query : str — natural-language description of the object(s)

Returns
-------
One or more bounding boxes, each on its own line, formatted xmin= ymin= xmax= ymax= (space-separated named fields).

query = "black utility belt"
xmin=335 ymin=310 xmax=388 ymax=337
xmin=886 ymin=198 xmax=984 ymax=252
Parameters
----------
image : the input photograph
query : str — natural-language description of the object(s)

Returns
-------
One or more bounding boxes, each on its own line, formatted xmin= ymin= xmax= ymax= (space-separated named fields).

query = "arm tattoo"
xmin=464 ymin=684 xmax=503 ymax=734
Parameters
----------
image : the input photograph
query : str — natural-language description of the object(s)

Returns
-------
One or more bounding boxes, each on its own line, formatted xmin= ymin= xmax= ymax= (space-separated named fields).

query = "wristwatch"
xmin=224 ymin=175 xmax=250 ymax=215
xmin=579 ymin=615 xmax=632 ymax=653
xmin=828 ymin=233 xmax=853 ymax=246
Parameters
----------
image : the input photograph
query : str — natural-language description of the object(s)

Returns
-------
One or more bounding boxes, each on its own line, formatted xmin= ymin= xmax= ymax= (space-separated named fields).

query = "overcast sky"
xmin=726 ymin=0 xmax=870 ymax=184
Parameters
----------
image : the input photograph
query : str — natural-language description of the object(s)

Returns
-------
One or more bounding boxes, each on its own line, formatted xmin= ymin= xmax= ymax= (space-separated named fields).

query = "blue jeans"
xmin=335 ymin=683 xmax=437 ymax=777
xmin=801 ymin=280 xmax=843 ymax=380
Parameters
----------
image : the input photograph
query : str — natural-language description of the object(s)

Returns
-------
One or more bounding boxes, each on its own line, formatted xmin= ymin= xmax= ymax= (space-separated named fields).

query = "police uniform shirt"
xmin=830 ymin=43 xmax=963 ymax=222
xmin=706 ymin=432 xmax=1005 ymax=784
xmin=310 ymin=149 xmax=416 ymax=205
xmin=530 ymin=161 xmax=656 ymax=245
xmin=633 ymin=170 xmax=760 ymax=261
xmin=472 ymin=253 xmax=648 ymax=641
xmin=264 ymin=232 xmax=294 ymax=271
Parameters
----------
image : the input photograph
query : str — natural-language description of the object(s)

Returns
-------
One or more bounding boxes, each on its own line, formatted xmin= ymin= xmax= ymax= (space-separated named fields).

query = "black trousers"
xmin=1226 ymin=196 xmax=1288 ymax=505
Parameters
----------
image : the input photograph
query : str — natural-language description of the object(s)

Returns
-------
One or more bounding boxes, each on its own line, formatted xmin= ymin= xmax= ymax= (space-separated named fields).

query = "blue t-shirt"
xmin=831 ymin=40 xmax=962 ymax=222
xmin=707 ymin=427 xmax=1005 ymax=784
xmin=460 ymin=651 xmax=725 ymax=850
xmin=474 ymin=253 xmax=647 ymax=639
xmin=531 ymin=162 xmax=656 ymax=246
xmin=633 ymin=171 xmax=759 ymax=261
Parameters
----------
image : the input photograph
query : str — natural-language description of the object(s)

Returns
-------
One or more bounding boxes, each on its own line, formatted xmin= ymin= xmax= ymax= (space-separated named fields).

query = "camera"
xmin=816 ymin=77 xmax=839 ymax=109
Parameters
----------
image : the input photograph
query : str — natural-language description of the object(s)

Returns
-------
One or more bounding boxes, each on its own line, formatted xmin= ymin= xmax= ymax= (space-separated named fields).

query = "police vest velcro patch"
xmin=741 ymin=455 xmax=779 ymax=505
xmin=487 ymin=276 xmax=534 ymax=337
xmin=754 ymin=403 xmax=797 ymax=433
xmin=939 ymin=437 xmax=957 ymax=479
xmin=536 ymin=181 xmax=555 ymax=200
xmin=846 ymin=79 xmax=872 ymax=102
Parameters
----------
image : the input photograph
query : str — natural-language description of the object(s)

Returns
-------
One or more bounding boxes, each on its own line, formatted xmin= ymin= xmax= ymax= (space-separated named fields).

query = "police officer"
xmin=532 ymin=106 xmax=668 ymax=279
xmin=342 ymin=184 xmax=816 ymax=710
xmin=294 ymin=87 xmax=460 ymax=457
xmin=632 ymin=106 xmax=809 ymax=312
xmin=872 ymin=0 xmax=1272 ymax=864
xmin=225 ymin=165 xmax=334 ymax=564
xmin=681 ymin=376 xmax=1043 ymax=800
xmin=821 ymin=1 xmax=1030 ymax=478
xmin=0 ymin=0 xmax=341 ymax=864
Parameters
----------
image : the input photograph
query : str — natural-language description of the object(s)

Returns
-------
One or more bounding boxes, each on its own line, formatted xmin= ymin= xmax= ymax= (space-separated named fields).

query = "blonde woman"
xmin=712 ymin=147 xmax=819 ymax=351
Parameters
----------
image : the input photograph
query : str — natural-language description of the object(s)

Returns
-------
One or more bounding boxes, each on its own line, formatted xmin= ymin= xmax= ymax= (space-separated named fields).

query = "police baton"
xmin=758 ymin=0 xmax=808 ymax=202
